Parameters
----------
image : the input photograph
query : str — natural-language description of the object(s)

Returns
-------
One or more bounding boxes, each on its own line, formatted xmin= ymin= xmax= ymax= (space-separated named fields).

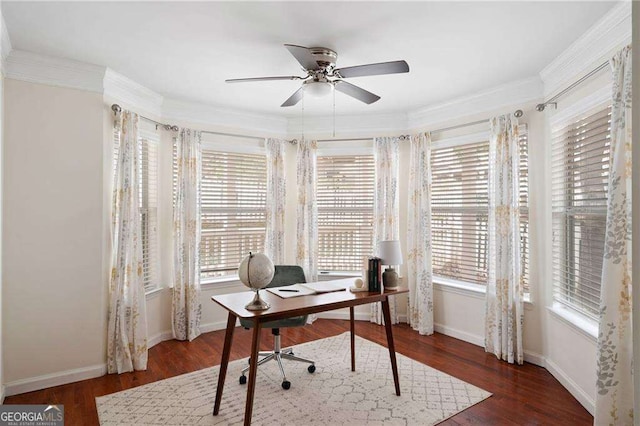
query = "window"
xmin=552 ymin=106 xmax=611 ymax=319
xmin=317 ymin=154 xmax=375 ymax=272
xmin=431 ymin=130 xmax=529 ymax=291
xmin=431 ymin=141 xmax=489 ymax=285
xmin=113 ymin=128 xmax=159 ymax=293
xmin=200 ymin=149 xmax=267 ymax=279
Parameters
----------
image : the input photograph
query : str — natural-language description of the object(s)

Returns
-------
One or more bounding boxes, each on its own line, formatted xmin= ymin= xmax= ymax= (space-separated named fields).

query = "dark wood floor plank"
xmin=2 ymin=320 xmax=592 ymax=425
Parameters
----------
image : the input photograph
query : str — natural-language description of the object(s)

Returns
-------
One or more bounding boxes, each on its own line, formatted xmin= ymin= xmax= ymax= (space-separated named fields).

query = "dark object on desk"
xmin=238 ymin=265 xmax=316 ymax=390
xmin=278 ymin=289 xmax=300 ymax=293
xmin=368 ymin=257 xmax=382 ymax=292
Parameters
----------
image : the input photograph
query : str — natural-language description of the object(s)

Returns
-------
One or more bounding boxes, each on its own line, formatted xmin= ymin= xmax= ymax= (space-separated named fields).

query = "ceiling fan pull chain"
xmin=333 ymin=85 xmax=336 ymax=138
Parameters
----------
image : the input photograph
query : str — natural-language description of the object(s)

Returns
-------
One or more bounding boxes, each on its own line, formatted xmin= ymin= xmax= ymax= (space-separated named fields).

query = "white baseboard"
xmin=200 ymin=320 xmax=236 ymax=334
xmin=148 ymin=331 xmax=173 ymax=348
xmin=523 ymin=350 xmax=546 ymax=368
xmin=434 ymin=322 xmax=484 ymax=347
xmin=316 ymin=311 xmax=370 ymax=321
xmin=544 ymin=358 xmax=595 ymax=416
xmin=4 ymin=364 xmax=107 ymax=397
xmin=316 ymin=311 xmax=409 ymax=323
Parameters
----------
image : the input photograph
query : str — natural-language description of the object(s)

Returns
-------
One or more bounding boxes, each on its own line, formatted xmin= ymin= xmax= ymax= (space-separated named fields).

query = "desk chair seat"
xmin=238 ymin=265 xmax=315 ymax=390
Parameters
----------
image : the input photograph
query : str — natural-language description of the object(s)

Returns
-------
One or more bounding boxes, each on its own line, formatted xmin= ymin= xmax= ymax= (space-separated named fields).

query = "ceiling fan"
xmin=226 ymin=44 xmax=409 ymax=107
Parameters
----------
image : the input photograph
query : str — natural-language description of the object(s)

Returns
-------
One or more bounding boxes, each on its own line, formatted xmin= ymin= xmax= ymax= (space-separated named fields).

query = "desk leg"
xmin=381 ymin=297 xmax=401 ymax=396
xmin=349 ymin=306 xmax=355 ymax=372
xmin=213 ymin=312 xmax=237 ymax=415
xmin=244 ymin=319 xmax=262 ymax=426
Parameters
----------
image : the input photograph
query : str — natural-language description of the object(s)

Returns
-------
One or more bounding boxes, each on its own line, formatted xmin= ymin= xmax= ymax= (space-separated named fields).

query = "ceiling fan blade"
xmin=335 ymin=60 xmax=409 ymax=79
xmin=226 ymin=76 xmax=304 ymax=83
xmin=281 ymin=87 xmax=304 ymax=107
xmin=284 ymin=44 xmax=319 ymax=70
xmin=334 ymin=80 xmax=380 ymax=104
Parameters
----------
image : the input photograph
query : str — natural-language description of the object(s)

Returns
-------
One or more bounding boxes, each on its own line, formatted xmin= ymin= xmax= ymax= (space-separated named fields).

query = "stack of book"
xmin=368 ymin=257 xmax=382 ymax=292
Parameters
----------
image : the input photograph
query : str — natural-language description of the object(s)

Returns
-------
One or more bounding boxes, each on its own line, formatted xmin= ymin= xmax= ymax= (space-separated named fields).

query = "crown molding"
xmin=407 ymin=76 xmax=543 ymax=131
xmin=103 ymin=69 xmax=163 ymax=118
xmin=5 ymin=50 xmax=106 ymax=93
xmin=288 ymin=112 xmax=408 ymax=137
xmin=162 ymin=97 xmax=288 ymax=136
xmin=539 ymin=1 xmax=631 ymax=99
xmin=0 ymin=12 xmax=12 ymax=74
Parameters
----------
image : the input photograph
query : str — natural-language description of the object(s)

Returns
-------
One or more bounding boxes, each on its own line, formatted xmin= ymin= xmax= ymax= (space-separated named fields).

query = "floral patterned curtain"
xmin=595 ymin=45 xmax=633 ymax=425
xmin=265 ymin=138 xmax=286 ymax=263
xmin=107 ymin=110 xmax=148 ymax=374
xmin=172 ymin=128 xmax=202 ymax=341
xmin=296 ymin=139 xmax=318 ymax=282
xmin=407 ymin=132 xmax=434 ymax=335
xmin=371 ymin=136 xmax=400 ymax=325
xmin=484 ymin=114 xmax=524 ymax=365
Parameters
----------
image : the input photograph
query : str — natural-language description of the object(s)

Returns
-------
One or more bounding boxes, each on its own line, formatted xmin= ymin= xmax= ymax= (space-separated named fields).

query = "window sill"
xmin=547 ymin=304 xmax=598 ymax=342
xmin=200 ymin=274 xmax=244 ymax=290
xmin=145 ymin=287 xmax=166 ymax=300
xmin=318 ymin=271 xmax=361 ymax=279
xmin=433 ymin=276 xmax=532 ymax=308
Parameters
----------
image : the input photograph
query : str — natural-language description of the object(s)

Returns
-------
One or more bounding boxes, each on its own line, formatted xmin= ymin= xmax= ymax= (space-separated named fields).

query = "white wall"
xmin=3 ymin=79 xmax=106 ymax=393
xmin=0 ymin=65 xmax=4 ymax=405
xmin=0 ymin=4 xmax=7 ymax=404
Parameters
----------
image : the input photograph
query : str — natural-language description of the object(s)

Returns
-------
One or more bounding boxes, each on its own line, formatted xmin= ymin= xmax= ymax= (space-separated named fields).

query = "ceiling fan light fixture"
xmin=303 ymin=80 xmax=333 ymax=97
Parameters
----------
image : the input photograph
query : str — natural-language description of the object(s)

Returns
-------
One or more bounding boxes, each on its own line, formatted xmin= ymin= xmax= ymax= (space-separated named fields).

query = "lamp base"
xmin=382 ymin=267 xmax=399 ymax=289
xmin=245 ymin=290 xmax=270 ymax=311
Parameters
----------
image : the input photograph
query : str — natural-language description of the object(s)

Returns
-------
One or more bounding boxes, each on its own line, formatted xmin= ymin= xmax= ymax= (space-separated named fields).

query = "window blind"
xmin=552 ymin=106 xmax=611 ymax=319
xmin=431 ymin=132 xmax=529 ymax=291
xmin=519 ymin=132 xmax=529 ymax=293
xmin=200 ymin=149 xmax=267 ymax=279
xmin=317 ymin=155 xmax=375 ymax=272
xmin=431 ymin=141 xmax=489 ymax=285
xmin=113 ymin=128 xmax=159 ymax=293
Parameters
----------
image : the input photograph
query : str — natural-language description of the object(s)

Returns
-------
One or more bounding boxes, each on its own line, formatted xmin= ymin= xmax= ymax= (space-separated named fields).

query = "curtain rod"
xmin=535 ymin=61 xmax=609 ymax=112
xmin=288 ymin=135 xmax=411 ymax=144
xmin=110 ymin=104 xmax=288 ymax=142
xmin=429 ymin=109 xmax=524 ymax=134
xmin=111 ymin=103 xmax=523 ymax=143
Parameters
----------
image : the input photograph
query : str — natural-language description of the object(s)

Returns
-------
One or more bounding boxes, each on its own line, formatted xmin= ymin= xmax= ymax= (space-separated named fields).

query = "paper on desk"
xmin=266 ymin=279 xmax=352 ymax=298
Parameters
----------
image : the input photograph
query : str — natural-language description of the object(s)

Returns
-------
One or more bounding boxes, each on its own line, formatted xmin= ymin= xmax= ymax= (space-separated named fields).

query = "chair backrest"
xmin=266 ymin=265 xmax=306 ymax=288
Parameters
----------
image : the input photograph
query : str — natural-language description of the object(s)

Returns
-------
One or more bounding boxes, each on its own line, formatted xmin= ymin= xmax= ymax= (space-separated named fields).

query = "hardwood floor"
xmin=3 ymin=319 xmax=592 ymax=425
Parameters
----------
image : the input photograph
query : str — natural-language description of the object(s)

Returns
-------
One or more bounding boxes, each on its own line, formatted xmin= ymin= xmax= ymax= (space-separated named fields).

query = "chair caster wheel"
xmin=308 ymin=365 xmax=316 ymax=373
xmin=239 ymin=375 xmax=247 ymax=385
xmin=282 ymin=380 xmax=291 ymax=390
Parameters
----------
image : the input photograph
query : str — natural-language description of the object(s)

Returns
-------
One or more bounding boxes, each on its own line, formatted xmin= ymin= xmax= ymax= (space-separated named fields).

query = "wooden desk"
xmin=211 ymin=286 xmax=408 ymax=425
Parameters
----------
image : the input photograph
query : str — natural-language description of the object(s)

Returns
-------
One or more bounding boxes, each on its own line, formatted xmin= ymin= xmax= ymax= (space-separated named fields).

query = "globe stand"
xmin=245 ymin=289 xmax=270 ymax=311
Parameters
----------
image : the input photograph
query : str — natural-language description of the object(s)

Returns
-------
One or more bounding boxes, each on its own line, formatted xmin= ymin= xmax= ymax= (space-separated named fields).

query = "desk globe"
xmin=238 ymin=252 xmax=275 ymax=311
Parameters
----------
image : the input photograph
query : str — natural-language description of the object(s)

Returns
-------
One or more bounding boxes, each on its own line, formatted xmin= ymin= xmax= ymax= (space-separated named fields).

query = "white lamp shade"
xmin=303 ymin=81 xmax=333 ymax=97
xmin=377 ymin=240 xmax=403 ymax=265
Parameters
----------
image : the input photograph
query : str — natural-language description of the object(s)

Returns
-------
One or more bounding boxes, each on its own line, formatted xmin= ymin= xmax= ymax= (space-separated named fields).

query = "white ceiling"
xmin=3 ymin=1 xmax=617 ymax=117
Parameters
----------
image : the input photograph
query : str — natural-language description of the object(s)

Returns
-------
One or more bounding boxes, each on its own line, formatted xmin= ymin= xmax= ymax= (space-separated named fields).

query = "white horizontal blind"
xmin=552 ymin=106 xmax=611 ymax=319
xmin=317 ymin=155 xmax=375 ymax=272
xmin=519 ymin=131 xmax=530 ymax=293
xmin=200 ymin=149 xmax=267 ymax=279
xmin=113 ymin=128 xmax=159 ymax=293
xmin=431 ymin=141 xmax=489 ymax=285
xmin=431 ymin=133 xmax=529 ymax=291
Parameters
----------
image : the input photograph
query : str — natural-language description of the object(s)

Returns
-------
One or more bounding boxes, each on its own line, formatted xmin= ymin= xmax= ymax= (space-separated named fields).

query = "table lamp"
xmin=377 ymin=240 xmax=403 ymax=289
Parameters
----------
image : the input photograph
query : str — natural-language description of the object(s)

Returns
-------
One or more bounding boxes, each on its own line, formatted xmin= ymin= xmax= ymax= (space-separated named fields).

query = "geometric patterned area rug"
xmin=96 ymin=332 xmax=491 ymax=425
